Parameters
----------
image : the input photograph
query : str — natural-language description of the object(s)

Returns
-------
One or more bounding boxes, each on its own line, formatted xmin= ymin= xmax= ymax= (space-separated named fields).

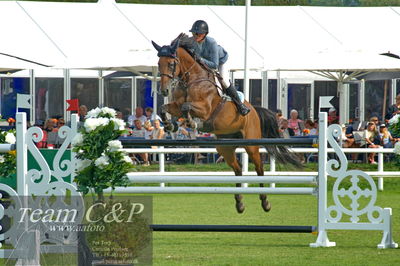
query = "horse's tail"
xmin=254 ymin=106 xmax=303 ymax=168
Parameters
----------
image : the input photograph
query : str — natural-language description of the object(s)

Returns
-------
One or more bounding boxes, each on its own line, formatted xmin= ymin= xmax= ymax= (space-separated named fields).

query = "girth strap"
xmin=201 ymin=97 xmax=227 ymax=132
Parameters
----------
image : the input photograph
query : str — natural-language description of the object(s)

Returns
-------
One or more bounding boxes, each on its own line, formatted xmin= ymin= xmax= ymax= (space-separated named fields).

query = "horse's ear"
xmin=171 ymin=39 xmax=179 ymax=53
xmin=151 ymin=41 xmax=161 ymax=52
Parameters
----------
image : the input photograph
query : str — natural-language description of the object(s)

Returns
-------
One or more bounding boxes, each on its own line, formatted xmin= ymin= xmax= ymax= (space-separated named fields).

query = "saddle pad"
xmin=214 ymin=76 xmax=245 ymax=103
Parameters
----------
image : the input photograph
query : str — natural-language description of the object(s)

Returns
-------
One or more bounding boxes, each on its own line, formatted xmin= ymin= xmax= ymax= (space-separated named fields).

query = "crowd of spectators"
xmin=276 ymin=94 xmax=400 ymax=164
xmin=26 ymin=93 xmax=400 ymax=166
xmin=121 ymin=106 xmax=212 ymax=165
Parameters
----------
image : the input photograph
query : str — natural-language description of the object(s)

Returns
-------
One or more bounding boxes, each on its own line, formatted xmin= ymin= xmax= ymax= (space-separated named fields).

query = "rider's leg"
xmin=218 ymin=64 xmax=250 ymax=116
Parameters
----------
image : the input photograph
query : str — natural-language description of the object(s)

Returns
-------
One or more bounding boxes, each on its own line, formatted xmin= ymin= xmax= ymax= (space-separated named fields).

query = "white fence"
xmin=123 ymin=146 xmax=399 ymax=191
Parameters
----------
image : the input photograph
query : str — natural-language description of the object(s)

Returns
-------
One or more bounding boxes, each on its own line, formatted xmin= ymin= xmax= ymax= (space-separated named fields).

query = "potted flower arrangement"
xmin=73 ymin=107 xmax=151 ymax=265
xmin=0 ymin=129 xmax=16 ymax=184
xmin=72 ymin=107 xmax=133 ymax=201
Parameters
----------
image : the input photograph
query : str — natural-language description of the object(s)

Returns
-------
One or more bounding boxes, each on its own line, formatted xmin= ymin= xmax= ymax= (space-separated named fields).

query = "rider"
xmin=189 ymin=20 xmax=250 ymax=116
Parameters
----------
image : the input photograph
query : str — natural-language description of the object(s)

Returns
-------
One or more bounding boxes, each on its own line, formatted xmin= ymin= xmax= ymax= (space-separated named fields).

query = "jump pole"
xmin=151 ymin=224 xmax=316 ymax=233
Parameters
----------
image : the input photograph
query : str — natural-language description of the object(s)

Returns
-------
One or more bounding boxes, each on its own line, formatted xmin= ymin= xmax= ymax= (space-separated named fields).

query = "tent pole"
xmin=241 ymin=0 xmax=251 ymax=180
xmin=152 ymin=67 xmax=158 ymax=115
xmin=338 ymin=80 xmax=346 ymax=125
xmin=243 ymin=0 xmax=250 ymax=101
xmin=360 ymin=79 xmax=365 ymax=122
xmin=382 ymin=80 xmax=388 ymax=121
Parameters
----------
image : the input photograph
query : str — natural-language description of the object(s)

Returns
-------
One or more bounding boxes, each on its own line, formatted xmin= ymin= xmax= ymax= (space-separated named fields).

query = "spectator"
xmin=385 ymin=94 xmax=400 ymax=122
xmin=131 ymin=120 xmax=146 ymax=138
xmin=151 ymin=119 xmax=165 ymax=140
xmin=78 ymin=105 xmax=88 ymax=122
xmin=379 ymin=124 xmax=396 ymax=148
xmin=56 ymin=118 xmax=65 ymax=129
xmin=175 ymin=119 xmax=190 ymax=140
xmin=131 ymin=119 xmax=149 ymax=166
xmin=36 ymin=119 xmax=56 ymax=148
xmin=313 ymin=119 xmax=319 ymax=131
xmin=362 ymin=122 xmax=381 ymax=164
xmin=369 ymin=116 xmax=380 ymax=127
xmin=127 ymin=107 xmax=147 ymax=127
xmin=342 ymin=124 xmax=356 ymax=148
xmin=275 ymin=109 xmax=284 ymax=125
xmin=303 ymin=119 xmax=317 ymax=136
xmin=342 ymin=123 xmax=359 ymax=161
xmin=150 ymin=119 xmax=165 ymax=163
xmin=116 ymin=111 xmax=124 ymax=120
xmin=143 ymin=120 xmax=154 ymax=140
xmin=288 ymin=109 xmax=304 ymax=136
xmin=54 ymin=118 xmax=66 ymax=147
xmin=173 ymin=119 xmax=193 ymax=163
xmin=279 ymin=119 xmax=295 ymax=138
xmin=145 ymin=107 xmax=162 ymax=122
xmin=328 ymin=108 xmax=339 ymax=125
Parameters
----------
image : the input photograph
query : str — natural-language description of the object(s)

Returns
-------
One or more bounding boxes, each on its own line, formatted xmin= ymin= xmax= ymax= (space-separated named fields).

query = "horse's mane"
xmin=170 ymin=33 xmax=197 ymax=57
xmin=171 ymin=33 xmax=216 ymax=74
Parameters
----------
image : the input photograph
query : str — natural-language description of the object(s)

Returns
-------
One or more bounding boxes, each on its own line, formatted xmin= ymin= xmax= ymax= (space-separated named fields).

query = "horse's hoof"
xmin=187 ymin=120 xmax=197 ymax=129
xmin=234 ymin=194 xmax=243 ymax=201
xmin=163 ymin=122 xmax=174 ymax=132
xmin=261 ymin=200 xmax=271 ymax=212
xmin=236 ymin=202 xmax=245 ymax=214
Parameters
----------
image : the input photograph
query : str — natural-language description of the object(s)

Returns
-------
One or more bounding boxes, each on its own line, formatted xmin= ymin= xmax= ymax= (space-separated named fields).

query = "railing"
xmin=123 ymin=146 xmax=398 ymax=191
xmin=0 ymin=143 xmax=15 ymax=153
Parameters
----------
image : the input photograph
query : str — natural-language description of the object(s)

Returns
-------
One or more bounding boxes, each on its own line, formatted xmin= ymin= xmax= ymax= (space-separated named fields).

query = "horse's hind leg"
xmin=216 ymin=146 xmax=245 ymax=214
xmin=245 ymin=146 xmax=271 ymax=212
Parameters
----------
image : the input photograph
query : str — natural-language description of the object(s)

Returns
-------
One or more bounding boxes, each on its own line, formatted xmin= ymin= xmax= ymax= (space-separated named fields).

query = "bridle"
xmin=159 ymin=55 xmax=197 ymax=89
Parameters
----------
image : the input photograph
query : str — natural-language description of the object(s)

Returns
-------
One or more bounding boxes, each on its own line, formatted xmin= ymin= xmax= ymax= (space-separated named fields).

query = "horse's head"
xmin=152 ymin=36 xmax=182 ymax=97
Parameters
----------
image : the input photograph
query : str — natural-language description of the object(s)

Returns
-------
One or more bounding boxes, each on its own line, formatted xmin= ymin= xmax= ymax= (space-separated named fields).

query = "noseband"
xmin=160 ymin=58 xmax=178 ymax=79
xmin=159 ymin=57 xmax=196 ymax=89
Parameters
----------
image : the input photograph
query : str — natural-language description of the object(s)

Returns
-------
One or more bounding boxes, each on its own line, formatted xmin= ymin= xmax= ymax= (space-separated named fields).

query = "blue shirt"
xmin=191 ymin=36 xmax=228 ymax=69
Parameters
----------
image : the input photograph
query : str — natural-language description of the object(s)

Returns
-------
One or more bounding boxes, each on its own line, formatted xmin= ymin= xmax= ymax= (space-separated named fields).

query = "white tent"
xmin=1 ymin=1 xmax=400 ymax=73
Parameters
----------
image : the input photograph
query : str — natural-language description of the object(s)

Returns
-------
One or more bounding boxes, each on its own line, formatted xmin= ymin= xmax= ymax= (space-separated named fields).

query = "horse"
xmin=151 ymin=34 xmax=301 ymax=213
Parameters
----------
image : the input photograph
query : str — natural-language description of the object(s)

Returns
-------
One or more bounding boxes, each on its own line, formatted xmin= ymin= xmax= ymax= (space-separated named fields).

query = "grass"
xmin=1 ymin=163 xmax=399 ymax=265
xmin=134 ymin=161 xmax=400 ymax=173
xmin=138 ymin=162 xmax=400 ymax=265
xmin=151 ymin=190 xmax=400 ymax=265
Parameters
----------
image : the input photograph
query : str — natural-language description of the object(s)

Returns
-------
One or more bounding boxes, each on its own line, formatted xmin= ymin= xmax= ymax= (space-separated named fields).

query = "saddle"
xmin=193 ymin=57 xmax=246 ymax=103
xmin=195 ymin=57 xmax=227 ymax=90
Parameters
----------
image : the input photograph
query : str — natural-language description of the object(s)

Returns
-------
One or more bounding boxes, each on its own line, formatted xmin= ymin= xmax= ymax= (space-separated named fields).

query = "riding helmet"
xmin=190 ymin=20 xmax=209 ymax=34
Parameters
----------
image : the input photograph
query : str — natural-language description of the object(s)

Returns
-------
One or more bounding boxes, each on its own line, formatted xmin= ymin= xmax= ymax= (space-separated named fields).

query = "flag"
xmin=66 ymin=99 xmax=79 ymax=111
xmin=319 ymin=96 xmax=334 ymax=110
xmin=16 ymin=93 xmax=31 ymax=109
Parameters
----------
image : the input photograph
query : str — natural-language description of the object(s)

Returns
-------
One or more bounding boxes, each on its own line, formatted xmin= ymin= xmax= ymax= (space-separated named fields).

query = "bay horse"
xmin=152 ymin=34 xmax=300 ymax=213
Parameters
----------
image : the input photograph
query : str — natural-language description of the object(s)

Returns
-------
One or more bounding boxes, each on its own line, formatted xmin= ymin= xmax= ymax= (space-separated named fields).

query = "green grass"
xmin=151 ymin=189 xmax=400 ymax=266
xmin=134 ymin=161 xmax=400 ymax=172
xmin=141 ymin=163 xmax=400 ymax=265
xmin=1 ymin=163 xmax=399 ymax=265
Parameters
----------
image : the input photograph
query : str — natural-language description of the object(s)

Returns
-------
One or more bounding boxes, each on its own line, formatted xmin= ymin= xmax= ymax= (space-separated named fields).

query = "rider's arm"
xmin=199 ymin=38 xmax=219 ymax=69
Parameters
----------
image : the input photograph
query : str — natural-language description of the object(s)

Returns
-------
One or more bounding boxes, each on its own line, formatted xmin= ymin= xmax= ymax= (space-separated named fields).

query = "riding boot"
xmin=225 ymin=84 xmax=250 ymax=116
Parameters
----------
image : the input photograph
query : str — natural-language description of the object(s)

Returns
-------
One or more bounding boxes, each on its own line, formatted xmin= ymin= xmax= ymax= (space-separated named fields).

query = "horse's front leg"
xmin=160 ymin=102 xmax=183 ymax=132
xmin=181 ymin=102 xmax=197 ymax=129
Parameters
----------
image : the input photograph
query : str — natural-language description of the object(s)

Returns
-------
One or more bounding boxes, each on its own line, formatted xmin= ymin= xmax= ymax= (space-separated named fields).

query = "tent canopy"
xmin=1 ymin=1 xmax=400 ymax=74
xmin=0 ymin=53 xmax=49 ymax=73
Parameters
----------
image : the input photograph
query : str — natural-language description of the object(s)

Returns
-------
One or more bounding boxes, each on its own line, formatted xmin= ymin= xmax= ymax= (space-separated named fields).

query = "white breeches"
xmin=218 ymin=64 xmax=230 ymax=88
